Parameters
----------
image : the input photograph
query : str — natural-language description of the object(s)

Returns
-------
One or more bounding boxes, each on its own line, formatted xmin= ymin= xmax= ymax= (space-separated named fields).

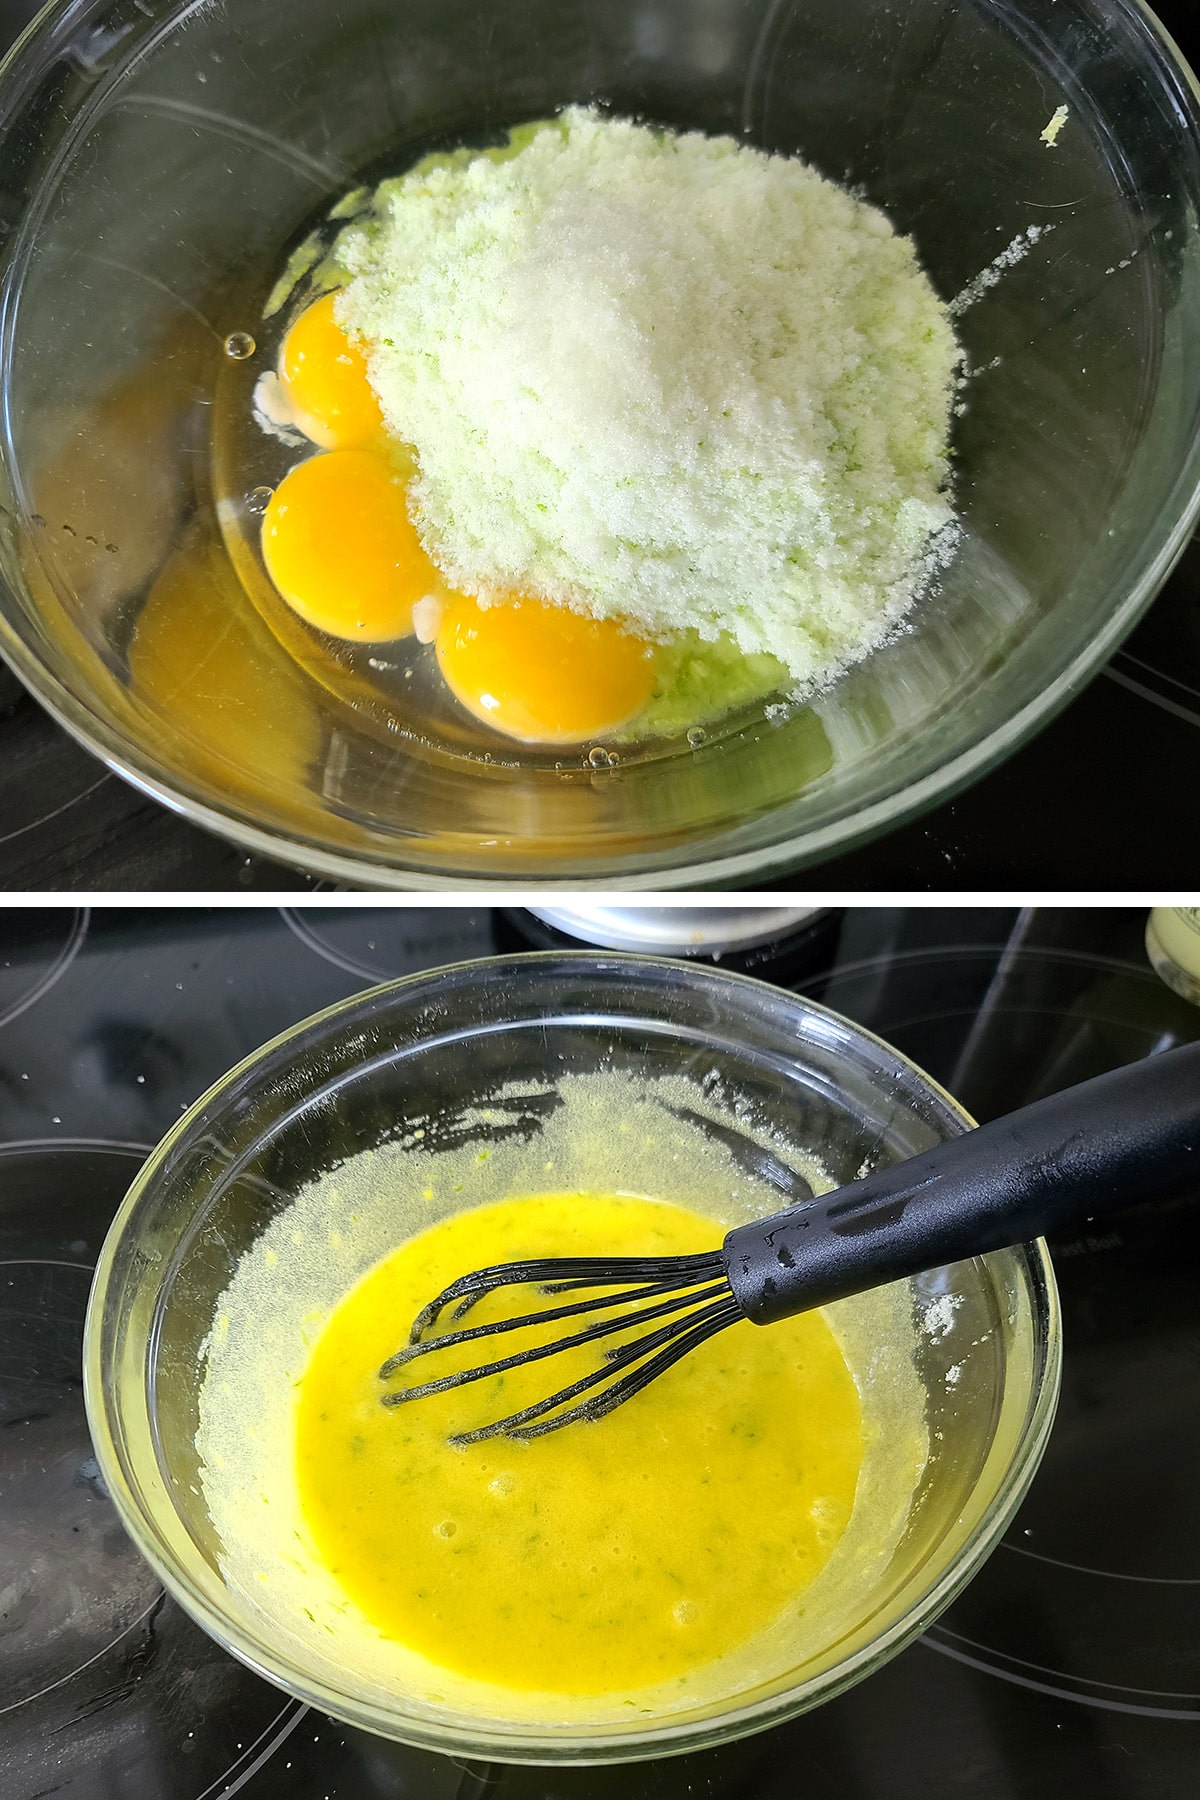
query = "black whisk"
xmin=380 ymin=1043 xmax=1200 ymax=1443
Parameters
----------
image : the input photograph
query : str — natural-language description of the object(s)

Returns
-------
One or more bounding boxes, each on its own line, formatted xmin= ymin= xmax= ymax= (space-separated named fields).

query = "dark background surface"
xmin=0 ymin=0 xmax=1198 ymax=889
xmin=1 ymin=904 xmax=1198 ymax=1799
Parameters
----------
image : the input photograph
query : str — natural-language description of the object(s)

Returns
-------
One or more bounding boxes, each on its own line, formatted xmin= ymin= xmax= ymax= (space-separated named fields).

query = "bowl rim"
xmin=0 ymin=0 xmax=1199 ymax=885
xmin=83 ymin=951 xmax=1063 ymax=1762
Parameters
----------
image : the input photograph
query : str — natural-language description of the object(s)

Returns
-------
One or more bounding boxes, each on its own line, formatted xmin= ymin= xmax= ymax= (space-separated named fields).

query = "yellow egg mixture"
xmin=295 ymin=1191 xmax=863 ymax=1694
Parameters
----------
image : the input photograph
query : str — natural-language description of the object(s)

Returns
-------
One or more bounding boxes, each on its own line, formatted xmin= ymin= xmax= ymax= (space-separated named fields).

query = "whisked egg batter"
xmin=295 ymin=1191 xmax=863 ymax=1693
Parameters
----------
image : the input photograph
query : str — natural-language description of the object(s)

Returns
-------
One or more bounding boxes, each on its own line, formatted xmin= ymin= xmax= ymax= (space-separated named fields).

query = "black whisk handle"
xmin=725 ymin=1042 xmax=1200 ymax=1326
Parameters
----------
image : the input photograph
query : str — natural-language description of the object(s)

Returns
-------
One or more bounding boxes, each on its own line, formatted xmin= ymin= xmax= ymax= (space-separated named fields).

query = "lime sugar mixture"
xmin=232 ymin=109 xmax=962 ymax=751
xmin=195 ymin=1074 xmax=930 ymax=1721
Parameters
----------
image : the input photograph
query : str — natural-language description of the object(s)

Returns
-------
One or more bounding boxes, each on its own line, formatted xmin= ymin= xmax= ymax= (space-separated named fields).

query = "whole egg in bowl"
xmin=84 ymin=955 xmax=1060 ymax=1760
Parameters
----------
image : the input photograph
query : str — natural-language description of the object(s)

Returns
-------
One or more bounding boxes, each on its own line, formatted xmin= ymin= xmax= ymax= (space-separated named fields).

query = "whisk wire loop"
xmin=380 ymin=1275 xmax=729 ymax=1377
xmin=381 ymin=1275 xmax=735 ymax=1408
xmin=450 ymin=1294 xmax=744 ymax=1445
xmin=411 ymin=1250 xmax=726 ymax=1336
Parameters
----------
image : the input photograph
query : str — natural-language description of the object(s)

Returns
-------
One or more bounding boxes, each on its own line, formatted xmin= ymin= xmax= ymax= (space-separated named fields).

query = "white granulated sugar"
xmin=336 ymin=109 xmax=962 ymax=688
xmin=922 ymin=1292 xmax=963 ymax=1342
xmin=948 ymin=225 xmax=1052 ymax=318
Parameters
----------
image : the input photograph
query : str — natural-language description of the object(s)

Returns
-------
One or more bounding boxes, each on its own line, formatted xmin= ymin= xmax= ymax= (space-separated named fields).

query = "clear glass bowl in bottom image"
xmin=0 ymin=0 xmax=1199 ymax=884
xmin=83 ymin=955 xmax=1060 ymax=1762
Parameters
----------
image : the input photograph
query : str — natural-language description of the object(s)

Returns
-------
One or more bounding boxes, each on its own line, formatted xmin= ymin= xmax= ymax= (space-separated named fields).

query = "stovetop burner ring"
xmin=0 ymin=907 xmax=88 ymax=1029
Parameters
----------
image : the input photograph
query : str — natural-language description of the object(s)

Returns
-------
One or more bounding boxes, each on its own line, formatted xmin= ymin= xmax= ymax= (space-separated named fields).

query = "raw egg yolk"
xmin=262 ymin=449 xmax=440 ymax=641
xmin=435 ymin=594 xmax=656 ymax=743
xmin=278 ymin=292 xmax=383 ymax=450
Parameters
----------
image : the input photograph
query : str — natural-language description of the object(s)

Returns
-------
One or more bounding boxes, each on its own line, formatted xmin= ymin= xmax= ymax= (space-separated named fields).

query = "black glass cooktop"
xmin=1 ymin=904 xmax=1197 ymax=1798
xmin=1 ymin=0 xmax=1199 ymax=890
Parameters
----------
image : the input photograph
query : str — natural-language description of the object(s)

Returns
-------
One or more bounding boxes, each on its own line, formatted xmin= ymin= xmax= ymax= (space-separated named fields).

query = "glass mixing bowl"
xmin=0 ymin=1 xmax=1197 ymax=886
xmin=84 ymin=954 xmax=1060 ymax=1761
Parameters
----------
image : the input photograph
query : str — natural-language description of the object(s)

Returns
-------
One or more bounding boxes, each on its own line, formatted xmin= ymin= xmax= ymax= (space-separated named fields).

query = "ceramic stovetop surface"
xmin=1 ymin=904 xmax=1196 ymax=1798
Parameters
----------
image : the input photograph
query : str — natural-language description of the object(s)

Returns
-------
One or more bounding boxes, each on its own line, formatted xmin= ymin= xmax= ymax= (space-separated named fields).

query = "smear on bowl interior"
xmin=196 ymin=1073 xmax=930 ymax=1725
xmin=235 ymin=108 xmax=962 ymax=753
